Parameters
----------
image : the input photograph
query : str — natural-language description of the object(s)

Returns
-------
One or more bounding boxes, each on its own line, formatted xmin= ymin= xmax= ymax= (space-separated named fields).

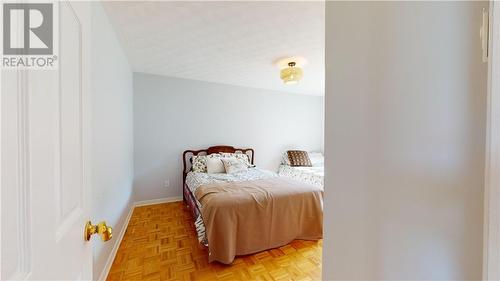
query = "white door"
xmin=2 ymin=1 xmax=95 ymax=280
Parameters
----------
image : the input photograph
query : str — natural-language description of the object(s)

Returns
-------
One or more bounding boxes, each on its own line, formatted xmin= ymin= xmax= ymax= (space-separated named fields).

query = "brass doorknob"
xmin=84 ymin=221 xmax=112 ymax=242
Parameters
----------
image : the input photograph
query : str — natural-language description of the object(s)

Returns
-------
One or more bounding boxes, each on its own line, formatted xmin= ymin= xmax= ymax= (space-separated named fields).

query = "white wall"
xmin=133 ymin=73 xmax=324 ymax=201
xmin=324 ymin=1 xmax=487 ymax=280
xmin=91 ymin=3 xmax=134 ymax=279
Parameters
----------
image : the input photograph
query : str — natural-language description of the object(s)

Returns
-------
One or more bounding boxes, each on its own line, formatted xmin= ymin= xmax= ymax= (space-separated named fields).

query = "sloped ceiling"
xmin=103 ymin=1 xmax=325 ymax=96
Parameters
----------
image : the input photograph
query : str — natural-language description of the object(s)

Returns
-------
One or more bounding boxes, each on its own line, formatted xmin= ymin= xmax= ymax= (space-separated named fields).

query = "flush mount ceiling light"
xmin=280 ymin=62 xmax=303 ymax=85
xmin=275 ymin=57 xmax=307 ymax=85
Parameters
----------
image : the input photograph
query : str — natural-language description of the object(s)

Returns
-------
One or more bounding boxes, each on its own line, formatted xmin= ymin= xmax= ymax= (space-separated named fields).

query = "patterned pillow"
xmin=192 ymin=152 xmax=252 ymax=173
xmin=191 ymin=155 xmax=207 ymax=173
xmin=287 ymin=150 xmax=312 ymax=167
xmin=221 ymin=158 xmax=248 ymax=174
xmin=220 ymin=152 xmax=250 ymax=166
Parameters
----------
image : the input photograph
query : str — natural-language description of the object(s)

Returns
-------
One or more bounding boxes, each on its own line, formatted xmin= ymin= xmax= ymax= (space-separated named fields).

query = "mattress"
xmin=278 ymin=165 xmax=324 ymax=188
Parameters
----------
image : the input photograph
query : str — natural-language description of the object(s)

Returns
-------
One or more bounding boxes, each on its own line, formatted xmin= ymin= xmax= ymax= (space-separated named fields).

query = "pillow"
xmin=221 ymin=158 xmax=248 ymax=174
xmin=220 ymin=152 xmax=251 ymax=166
xmin=206 ymin=158 xmax=225 ymax=173
xmin=281 ymin=152 xmax=291 ymax=165
xmin=192 ymin=153 xmax=221 ymax=173
xmin=287 ymin=150 xmax=312 ymax=167
xmin=308 ymin=152 xmax=324 ymax=167
xmin=191 ymin=155 xmax=207 ymax=172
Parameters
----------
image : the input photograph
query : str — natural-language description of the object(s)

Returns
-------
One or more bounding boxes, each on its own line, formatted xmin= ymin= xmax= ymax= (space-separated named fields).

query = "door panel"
xmin=1 ymin=71 xmax=32 ymax=280
xmin=56 ymin=0 xmax=84 ymax=241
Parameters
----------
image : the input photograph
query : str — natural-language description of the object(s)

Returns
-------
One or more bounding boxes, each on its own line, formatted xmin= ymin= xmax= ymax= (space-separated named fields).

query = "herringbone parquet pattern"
xmin=106 ymin=202 xmax=322 ymax=281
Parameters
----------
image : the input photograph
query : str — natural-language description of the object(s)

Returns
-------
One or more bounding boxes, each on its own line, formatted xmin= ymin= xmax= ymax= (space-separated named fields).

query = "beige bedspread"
xmin=194 ymin=177 xmax=323 ymax=264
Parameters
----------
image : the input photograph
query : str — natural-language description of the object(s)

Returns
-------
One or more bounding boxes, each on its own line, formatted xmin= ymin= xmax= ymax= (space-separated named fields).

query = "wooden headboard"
xmin=182 ymin=145 xmax=254 ymax=180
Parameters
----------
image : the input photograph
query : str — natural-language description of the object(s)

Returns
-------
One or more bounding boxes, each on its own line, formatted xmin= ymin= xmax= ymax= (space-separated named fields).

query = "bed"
xmin=182 ymin=145 xmax=323 ymax=264
xmin=278 ymin=165 xmax=324 ymax=188
xmin=278 ymin=151 xmax=324 ymax=188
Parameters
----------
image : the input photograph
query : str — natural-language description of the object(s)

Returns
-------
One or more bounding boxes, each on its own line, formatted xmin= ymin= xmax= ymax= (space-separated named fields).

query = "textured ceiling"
xmin=102 ymin=1 xmax=325 ymax=96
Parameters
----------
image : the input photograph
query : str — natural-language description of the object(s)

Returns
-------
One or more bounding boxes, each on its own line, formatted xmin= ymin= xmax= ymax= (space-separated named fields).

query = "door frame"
xmin=484 ymin=1 xmax=500 ymax=280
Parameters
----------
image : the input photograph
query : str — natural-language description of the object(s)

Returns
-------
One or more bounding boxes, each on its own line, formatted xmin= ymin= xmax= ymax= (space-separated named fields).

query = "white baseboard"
xmin=98 ymin=203 xmax=134 ymax=281
xmin=98 ymin=196 xmax=183 ymax=281
xmin=133 ymin=196 xmax=183 ymax=207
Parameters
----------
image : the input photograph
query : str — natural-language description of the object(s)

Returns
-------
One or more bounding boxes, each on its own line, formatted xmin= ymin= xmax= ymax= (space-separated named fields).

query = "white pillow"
xmin=281 ymin=152 xmax=291 ymax=165
xmin=206 ymin=157 xmax=225 ymax=174
xmin=308 ymin=152 xmax=324 ymax=167
xmin=221 ymin=158 xmax=248 ymax=174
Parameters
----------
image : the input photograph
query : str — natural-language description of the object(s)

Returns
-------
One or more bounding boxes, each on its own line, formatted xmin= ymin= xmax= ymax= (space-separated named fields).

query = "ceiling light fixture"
xmin=274 ymin=56 xmax=307 ymax=85
xmin=280 ymin=61 xmax=303 ymax=85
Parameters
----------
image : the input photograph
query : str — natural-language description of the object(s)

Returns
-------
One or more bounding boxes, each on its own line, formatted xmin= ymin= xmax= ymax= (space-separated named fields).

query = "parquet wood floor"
xmin=106 ymin=202 xmax=322 ymax=281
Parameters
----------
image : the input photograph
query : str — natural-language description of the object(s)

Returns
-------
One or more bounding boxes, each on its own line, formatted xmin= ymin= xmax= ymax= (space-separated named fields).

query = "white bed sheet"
xmin=186 ymin=168 xmax=277 ymax=196
xmin=278 ymin=165 xmax=324 ymax=188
